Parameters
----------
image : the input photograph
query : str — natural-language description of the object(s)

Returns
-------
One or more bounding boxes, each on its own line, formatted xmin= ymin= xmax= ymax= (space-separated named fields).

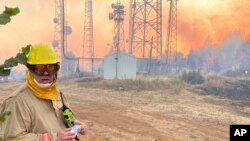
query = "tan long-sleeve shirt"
xmin=0 ymin=84 xmax=70 ymax=141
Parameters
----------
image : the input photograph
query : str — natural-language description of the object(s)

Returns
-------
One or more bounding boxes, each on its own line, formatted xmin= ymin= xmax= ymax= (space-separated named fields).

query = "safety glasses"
xmin=27 ymin=63 xmax=60 ymax=76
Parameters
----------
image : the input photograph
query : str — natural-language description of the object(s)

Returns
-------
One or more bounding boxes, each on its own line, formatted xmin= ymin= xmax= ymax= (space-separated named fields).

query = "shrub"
xmin=181 ymin=70 xmax=205 ymax=84
xmin=223 ymin=69 xmax=250 ymax=77
xmin=202 ymin=75 xmax=225 ymax=95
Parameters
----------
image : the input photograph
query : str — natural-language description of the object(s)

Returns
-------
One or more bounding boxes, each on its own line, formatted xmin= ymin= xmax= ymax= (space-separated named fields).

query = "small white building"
xmin=104 ymin=52 xmax=136 ymax=79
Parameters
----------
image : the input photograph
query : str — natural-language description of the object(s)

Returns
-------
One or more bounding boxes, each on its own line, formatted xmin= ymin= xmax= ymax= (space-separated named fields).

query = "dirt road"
xmin=1 ymin=79 xmax=249 ymax=141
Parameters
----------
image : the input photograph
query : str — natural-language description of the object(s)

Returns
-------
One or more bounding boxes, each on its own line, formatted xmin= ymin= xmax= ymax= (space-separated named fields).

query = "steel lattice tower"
xmin=53 ymin=0 xmax=63 ymax=64
xmin=109 ymin=0 xmax=126 ymax=52
xmin=53 ymin=0 xmax=71 ymax=73
xmin=52 ymin=0 xmax=66 ymax=73
xmin=83 ymin=0 xmax=95 ymax=73
xmin=166 ymin=0 xmax=177 ymax=65
xmin=129 ymin=0 xmax=162 ymax=59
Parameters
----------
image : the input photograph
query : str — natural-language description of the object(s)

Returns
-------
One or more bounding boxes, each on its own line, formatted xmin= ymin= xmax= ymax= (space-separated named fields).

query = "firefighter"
xmin=0 ymin=43 xmax=87 ymax=141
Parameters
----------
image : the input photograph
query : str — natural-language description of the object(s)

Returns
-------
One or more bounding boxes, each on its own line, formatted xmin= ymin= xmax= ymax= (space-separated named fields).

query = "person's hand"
xmin=74 ymin=120 xmax=87 ymax=135
xmin=57 ymin=128 xmax=77 ymax=141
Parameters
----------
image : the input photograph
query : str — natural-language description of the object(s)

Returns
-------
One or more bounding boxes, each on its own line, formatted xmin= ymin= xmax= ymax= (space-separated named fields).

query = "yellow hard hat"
xmin=27 ymin=43 xmax=58 ymax=64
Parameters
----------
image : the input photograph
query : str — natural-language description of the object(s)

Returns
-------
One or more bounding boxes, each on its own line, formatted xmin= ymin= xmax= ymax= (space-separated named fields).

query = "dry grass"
xmin=76 ymin=75 xmax=185 ymax=93
xmin=202 ymin=75 xmax=228 ymax=95
xmin=1 ymin=75 xmax=250 ymax=141
xmin=198 ymin=75 xmax=250 ymax=104
xmin=57 ymin=75 xmax=250 ymax=141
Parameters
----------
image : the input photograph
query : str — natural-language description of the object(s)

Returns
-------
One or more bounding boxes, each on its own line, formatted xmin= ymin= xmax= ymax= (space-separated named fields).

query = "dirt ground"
xmin=1 ymin=77 xmax=250 ymax=141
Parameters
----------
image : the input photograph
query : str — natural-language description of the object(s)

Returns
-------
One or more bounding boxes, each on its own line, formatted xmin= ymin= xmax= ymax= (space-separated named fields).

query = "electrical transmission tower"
xmin=109 ymin=0 xmax=126 ymax=52
xmin=129 ymin=0 xmax=162 ymax=59
xmin=166 ymin=0 xmax=177 ymax=67
xmin=83 ymin=0 xmax=95 ymax=73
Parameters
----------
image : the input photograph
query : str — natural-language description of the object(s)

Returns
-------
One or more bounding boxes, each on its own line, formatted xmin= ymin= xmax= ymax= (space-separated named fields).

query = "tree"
xmin=187 ymin=49 xmax=198 ymax=70
xmin=0 ymin=6 xmax=20 ymax=141
xmin=0 ymin=6 xmax=19 ymax=25
xmin=218 ymin=32 xmax=242 ymax=71
xmin=0 ymin=6 xmax=21 ymax=76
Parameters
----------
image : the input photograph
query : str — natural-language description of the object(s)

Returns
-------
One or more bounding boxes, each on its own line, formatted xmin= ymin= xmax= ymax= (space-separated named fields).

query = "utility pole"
xmin=148 ymin=37 xmax=153 ymax=74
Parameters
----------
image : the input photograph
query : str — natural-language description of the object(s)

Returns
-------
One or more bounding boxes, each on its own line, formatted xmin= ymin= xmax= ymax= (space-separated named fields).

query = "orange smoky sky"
xmin=1 ymin=0 xmax=250 ymax=64
xmin=177 ymin=0 xmax=250 ymax=54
